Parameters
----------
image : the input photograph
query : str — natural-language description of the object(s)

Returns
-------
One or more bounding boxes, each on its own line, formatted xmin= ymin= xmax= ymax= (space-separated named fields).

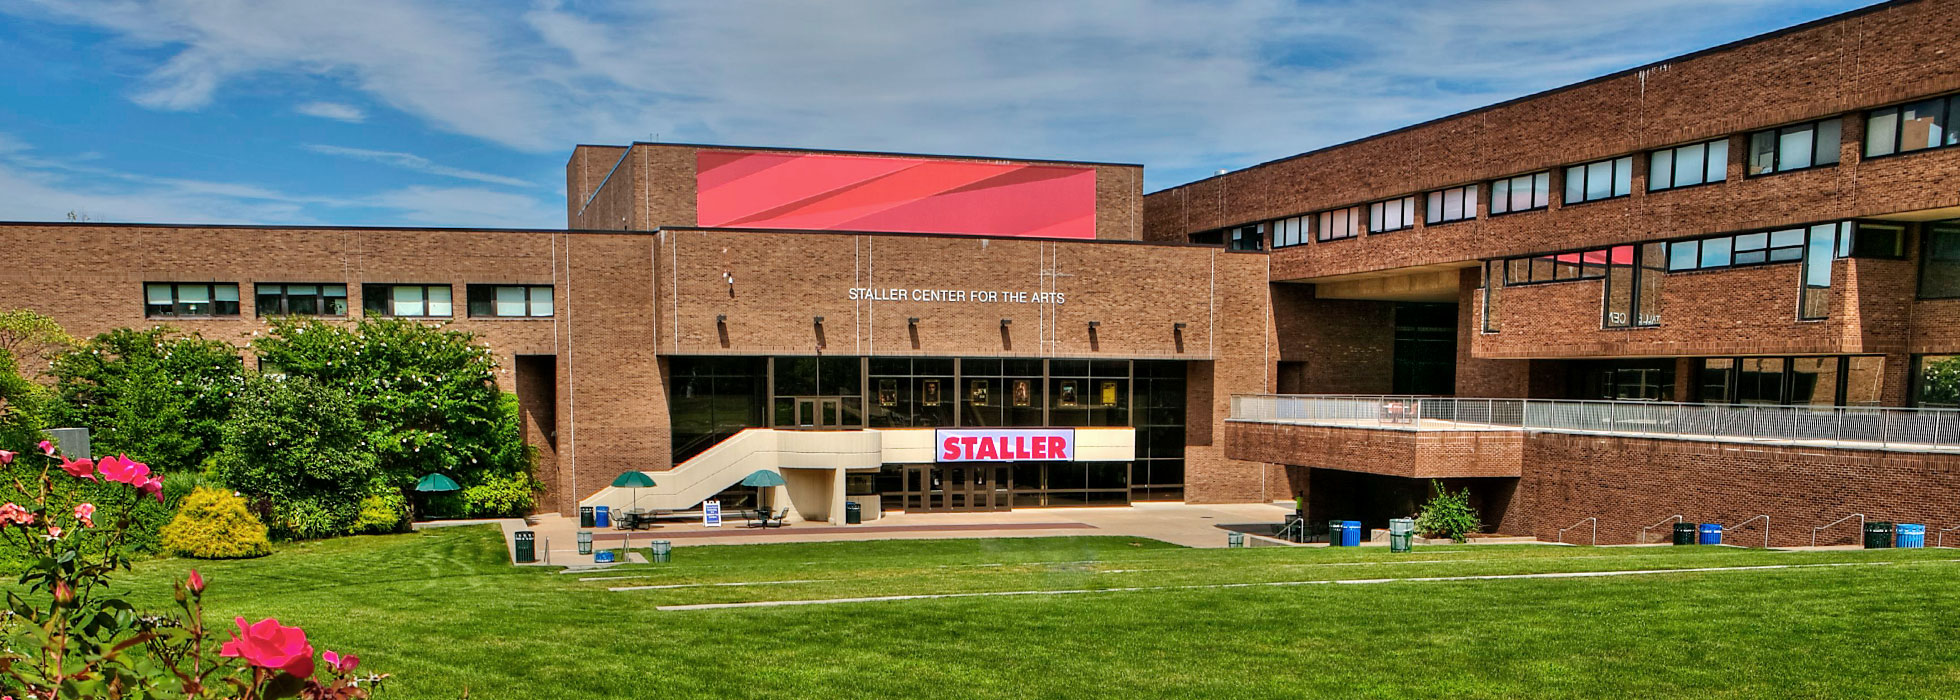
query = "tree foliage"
xmin=214 ymin=375 xmax=378 ymax=539
xmin=0 ymin=308 xmax=77 ymax=379
xmin=1920 ymin=355 xmax=1960 ymax=407
xmin=1413 ymin=480 xmax=1484 ymax=543
xmin=47 ymin=327 xmax=244 ymax=476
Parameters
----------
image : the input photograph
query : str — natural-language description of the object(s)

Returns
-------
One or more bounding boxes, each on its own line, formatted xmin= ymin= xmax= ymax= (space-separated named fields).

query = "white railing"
xmin=1229 ymin=395 xmax=1960 ymax=453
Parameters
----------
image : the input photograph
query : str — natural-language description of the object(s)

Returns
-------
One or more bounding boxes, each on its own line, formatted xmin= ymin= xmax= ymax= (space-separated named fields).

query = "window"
xmin=362 ymin=284 xmax=453 ymax=317
xmin=1913 ymin=354 xmax=1960 ymax=408
xmin=1368 ymin=196 xmax=1416 ymax=233
xmin=1600 ymin=243 xmax=1665 ymax=329
xmin=1666 ymin=224 xmax=1831 ymax=272
xmin=255 ymin=284 xmax=348 ymax=317
xmin=1843 ymin=221 xmax=1906 ymax=259
xmin=1425 ymin=184 xmax=1478 ymax=224
xmin=1648 ymin=139 xmax=1729 ymax=191
xmin=1865 ymin=94 xmax=1959 ymax=158
xmin=1502 ymin=248 xmax=1610 ymax=285
xmin=1746 ymin=118 xmax=1841 ymax=175
xmin=1227 ymin=224 xmax=1263 ymax=251
xmin=1562 ymin=156 xmax=1633 ymax=204
xmin=1488 ymin=172 xmax=1550 ymax=215
xmin=144 ymin=283 xmax=240 ymax=318
xmin=1272 ymin=215 xmax=1309 ymax=248
xmin=1481 ymin=261 xmax=1502 ymax=333
xmin=1798 ymin=223 xmax=1840 ymax=320
xmin=1921 ymin=221 xmax=1960 ymax=299
xmin=1316 ymin=206 xmax=1360 ymax=242
xmin=1700 ymin=355 xmax=1884 ymax=406
xmin=466 ymin=285 xmax=555 ymax=318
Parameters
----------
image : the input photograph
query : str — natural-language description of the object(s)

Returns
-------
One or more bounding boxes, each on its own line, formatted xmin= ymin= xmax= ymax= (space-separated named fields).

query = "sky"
xmin=0 ymin=0 xmax=1879 ymax=230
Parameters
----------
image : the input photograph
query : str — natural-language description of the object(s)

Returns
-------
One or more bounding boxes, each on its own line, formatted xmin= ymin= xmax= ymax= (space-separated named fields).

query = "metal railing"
xmin=1725 ymin=515 xmax=1771 ymax=549
xmin=1229 ymin=395 xmax=1960 ymax=452
xmin=1639 ymin=515 xmax=1683 ymax=544
xmin=1557 ymin=517 xmax=1597 ymax=546
xmin=1811 ymin=514 xmax=1865 ymax=547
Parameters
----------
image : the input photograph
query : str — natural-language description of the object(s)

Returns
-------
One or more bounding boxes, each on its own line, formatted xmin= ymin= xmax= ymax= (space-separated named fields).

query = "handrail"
xmin=1639 ymin=515 xmax=1683 ymax=544
xmin=1276 ymin=518 xmax=1306 ymax=543
xmin=1810 ymin=513 xmax=1865 ymax=547
xmin=1725 ymin=515 xmax=1771 ymax=549
xmin=1940 ymin=525 xmax=1960 ymax=548
xmin=1557 ymin=517 xmax=1598 ymax=546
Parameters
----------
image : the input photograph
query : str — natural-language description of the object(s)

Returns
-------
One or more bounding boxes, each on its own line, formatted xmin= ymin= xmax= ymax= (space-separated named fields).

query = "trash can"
xmin=650 ymin=540 xmax=673 ymax=563
xmin=1389 ymin=518 xmax=1414 ymax=553
xmin=1327 ymin=520 xmax=1347 ymax=547
xmin=594 ymin=505 xmax=611 ymax=529
xmin=1227 ymin=531 xmax=1245 ymax=548
xmin=594 ymin=550 xmax=615 ymax=564
xmin=1864 ymin=521 xmax=1894 ymax=549
xmin=845 ymin=501 xmax=862 ymax=525
xmin=1672 ymin=522 xmax=1696 ymax=545
xmin=576 ymin=531 xmax=593 ymax=556
xmin=1697 ymin=523 xmax=1723 ymax=545
xmin=1341 ymin=520 xmax=1362 ymax=547
xmin=579 ymin=506 xmax=595 ymax=528
xmin=514 ymin=531 xmax=536 ymax=563
xmin=1894 ymin=523 xmax=1923 ymax=549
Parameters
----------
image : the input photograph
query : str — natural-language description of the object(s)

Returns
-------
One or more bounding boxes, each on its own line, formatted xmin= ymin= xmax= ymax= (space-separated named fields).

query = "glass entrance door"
xmin=910 ymin=464 xmax=1011 ymax=512
xmin=792 ymin=397 xmax=843 ymax=429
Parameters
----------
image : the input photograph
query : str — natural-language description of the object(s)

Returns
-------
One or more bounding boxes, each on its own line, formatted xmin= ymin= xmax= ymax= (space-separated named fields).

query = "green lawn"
xmin=96 ymin=526 xmax=1960 ymax=699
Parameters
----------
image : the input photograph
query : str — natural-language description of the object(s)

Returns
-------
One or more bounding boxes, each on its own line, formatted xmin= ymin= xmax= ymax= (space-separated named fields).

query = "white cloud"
xmin=304 ymin=144 xmax=536 ymax=188
xmin=295 ymin=101 xmax=367 ymax=123
xmin=4 ymin=0 xmax=1867 ymax=190
xmin=357 ymin=185 xmax=561 ymax=227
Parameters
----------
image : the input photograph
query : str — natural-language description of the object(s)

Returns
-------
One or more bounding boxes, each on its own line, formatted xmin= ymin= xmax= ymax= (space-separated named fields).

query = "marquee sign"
xmin=935 ymin=428 xmax=1075 ymax=463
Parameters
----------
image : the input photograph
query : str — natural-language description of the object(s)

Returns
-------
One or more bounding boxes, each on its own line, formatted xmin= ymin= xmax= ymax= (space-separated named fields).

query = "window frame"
xmin=1226 ymin=223 xmax=1264 ymax=251
xmin=1487 ymin=171 xmax=1551 ymax=216
xmin=253 ymin=282 xmax=350 ymax=318
xmin=1863 ymin=93 xmax=1959 ymax=160
xmin=465 ymin=284 xmax=556 ymax=318
xmin=1500 ymin=247 xmax=1613 ymax=287
xmin=1367 ymin=195 xmax=1417 ymax=234
xmin=1561 ymin=156 xmax=1634 ymax=205
xmin=144 ymin=282 xmax=241 ymax=319
xmin=1271 ymin=215 xmax=1310 ymax=249
xmin=1664 ymin=224 xmax=1828 ymax=274
xmin=1424 ymin=184 xmax=1479 ymax=225
xmin=1646 ymin=138 xmax=1730 ymax=193
xmin=1745 ymin=117 xmax=1843 ymax=177
xmin=361 ymin=283 xmax=455 ymax=318
xmin=1919 ymin=221 xmax=1960 ymax=300
xmin=1314 ymin=205 xmax=1362 ymax=242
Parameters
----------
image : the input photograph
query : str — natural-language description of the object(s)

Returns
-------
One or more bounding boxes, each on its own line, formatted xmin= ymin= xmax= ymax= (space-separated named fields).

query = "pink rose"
xmin=322 ymin=650 xmax=359 ymax=674
xmin=46 ymin=525 xmax=61 ymax=538
xmin=36 ymin=440 xmax=54 ymax=456
xmin=59 ymin=458 xmax=96 ymax=481
xmin=187 ymin=569 xmax=204 ymax=594
xmin=98 ymin=455 xmax=153 ymax=488
xmin=73 ymin=503 xmax=95 ymax=528
xmin=0 ymin=449 xmax=14 ymax=464
xmin=0 ymin=503 xmax=33 ymax=527
xmin=220 ymin=617 xmax=315 ymax=678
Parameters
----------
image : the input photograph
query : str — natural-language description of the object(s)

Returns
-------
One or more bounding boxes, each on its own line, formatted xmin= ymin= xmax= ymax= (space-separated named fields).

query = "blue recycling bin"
xmin=1895 ymin=523 xmax=1926 ymax=548
xmin=595 ymin=505 xmax=611 ymax=528
xmin=1341 ymin=520 xmax=1362 ymax=547
xmin=1697 ymin=523 xmax=1723 ymax=545
xmin=593 ymin=550 xmax=615 ymax=564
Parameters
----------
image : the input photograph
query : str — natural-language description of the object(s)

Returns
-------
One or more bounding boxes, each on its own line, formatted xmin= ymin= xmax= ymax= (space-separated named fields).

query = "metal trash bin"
xmin=1697 ymin=523 xmax=1723 ymax=545
xmin=1672 ymin=522 xmax=1696 ymax=545
xmin=650 ymin=540 xmax=673 ymax=563
xmin=1895 ymin=524 xmax=1925 ymax=549
xmin=1227 ymin=531 xmax=1245 ymax=548
xmin=845 ymin=501 xmax=862 ymax=525
xmin=1864 ymin=521 xmax=1894 ymax=549
xmin=1389 ymin=518 xmax=1414 ymax=553
xmin=595 ymin=505 xmax=612 ymax=529
xmin=1341 ymin=520 xmax=1362 ymax=547
xmin=579 ymin=506 xmax=595 ymax=528
xmin=576 ymin=530 xmax=593 ymax=556
xmin=514 ymin=531 xmax=536 ymax=563
xmin=1327 ymin=520 xmax=1347 ymax=547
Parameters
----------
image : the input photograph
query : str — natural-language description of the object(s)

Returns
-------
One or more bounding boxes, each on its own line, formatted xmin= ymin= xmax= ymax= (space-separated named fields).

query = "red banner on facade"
xmin=934 ymin=428 xmax=1075 ymax=462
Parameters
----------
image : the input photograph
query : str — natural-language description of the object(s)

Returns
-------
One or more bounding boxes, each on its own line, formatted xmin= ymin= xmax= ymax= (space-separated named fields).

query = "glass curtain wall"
xmin=668 ymin=357 xmax=768 ymax=463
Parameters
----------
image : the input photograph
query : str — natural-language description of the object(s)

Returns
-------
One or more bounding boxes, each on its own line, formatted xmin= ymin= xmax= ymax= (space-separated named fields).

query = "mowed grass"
xmin=87 ymin=526 xmax=1960 ymax=699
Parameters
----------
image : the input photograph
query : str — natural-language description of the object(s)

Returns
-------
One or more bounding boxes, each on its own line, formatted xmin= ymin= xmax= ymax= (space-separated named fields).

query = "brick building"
xmin=3 ymin=0 xmax=1959 ymax=542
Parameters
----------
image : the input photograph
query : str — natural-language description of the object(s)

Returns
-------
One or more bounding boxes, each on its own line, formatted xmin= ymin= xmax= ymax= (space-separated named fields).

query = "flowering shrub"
xmin=160 ymin=488 xmax=272 ymax=560
xmin=0 ymin=444 xmax=386 ymax=698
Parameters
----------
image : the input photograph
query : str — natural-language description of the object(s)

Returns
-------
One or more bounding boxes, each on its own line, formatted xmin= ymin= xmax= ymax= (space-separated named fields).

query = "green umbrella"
xmin=611 ymin=471 xmax=656 ymax=512
xmin=414 ymin=473 xmax=461 ymax=492
xmin=740 ymin=470 xmax=786 ymax=513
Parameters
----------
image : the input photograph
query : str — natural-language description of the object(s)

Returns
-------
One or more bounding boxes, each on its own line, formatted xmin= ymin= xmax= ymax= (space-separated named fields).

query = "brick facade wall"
xmin=1224 ymin=421 xmax=1524 ymax=479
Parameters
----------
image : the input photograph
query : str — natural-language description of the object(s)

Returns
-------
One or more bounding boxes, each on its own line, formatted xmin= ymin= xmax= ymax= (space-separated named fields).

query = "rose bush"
xmin=0 ymin=446 xmax=386 ymax=698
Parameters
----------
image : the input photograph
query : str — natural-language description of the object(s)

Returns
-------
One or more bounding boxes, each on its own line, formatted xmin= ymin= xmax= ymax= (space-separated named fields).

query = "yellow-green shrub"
xmin=160 ymin=487 xmax=272 ymax=559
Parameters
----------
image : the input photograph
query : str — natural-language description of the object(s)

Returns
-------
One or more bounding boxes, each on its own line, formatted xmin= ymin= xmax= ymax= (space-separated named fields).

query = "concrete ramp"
xmin=578 ymin=429 xmax=884 ymax=520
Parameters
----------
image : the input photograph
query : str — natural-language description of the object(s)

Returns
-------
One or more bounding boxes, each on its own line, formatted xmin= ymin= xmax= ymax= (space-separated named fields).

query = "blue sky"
xmin=0 ymin=0 xmax=1877 ymax=229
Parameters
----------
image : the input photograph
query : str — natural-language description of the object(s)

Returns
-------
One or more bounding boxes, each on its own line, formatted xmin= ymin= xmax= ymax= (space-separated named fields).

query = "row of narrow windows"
xmin=142 ymin=282 xmax=554 ymax=319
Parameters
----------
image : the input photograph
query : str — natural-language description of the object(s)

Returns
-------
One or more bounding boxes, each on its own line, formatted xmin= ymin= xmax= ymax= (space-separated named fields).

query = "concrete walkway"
xmin=488 ymin=502 xmax=1301 ymax=566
